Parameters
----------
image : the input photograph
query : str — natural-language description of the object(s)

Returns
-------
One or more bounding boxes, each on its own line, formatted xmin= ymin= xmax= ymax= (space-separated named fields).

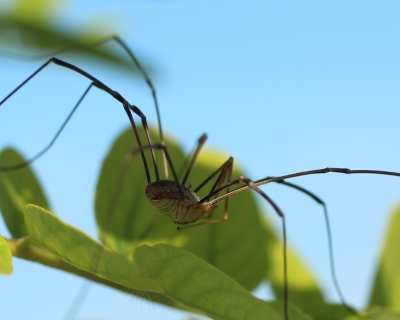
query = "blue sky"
xmin=1 ymin=1 xmax=400 ymax=319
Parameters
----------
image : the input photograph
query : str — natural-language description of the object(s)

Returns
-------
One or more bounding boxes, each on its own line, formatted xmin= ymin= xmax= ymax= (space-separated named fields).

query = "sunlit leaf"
xmin=23 ymin=204 xmax=163 ymax=293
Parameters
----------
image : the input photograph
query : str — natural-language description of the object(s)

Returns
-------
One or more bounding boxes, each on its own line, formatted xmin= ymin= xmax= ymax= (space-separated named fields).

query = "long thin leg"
xmin=193 ymin=169 xmax=353 ymax=314
xmin=181 ymin=133 xmax=208 ymax=185
xmin=174 ymin=156 xmax=235 ymax=225
xmin=179 ymin=158 xmax=234 ymax=227
xmin=0 ymin=57 xmax=166 ymax=184
xmin=269 ymin=178 xmax=354 ymax=313
xmin=238 ymin=177 xmax=289 ymax=320
xmin=109 ymin=36 xmax=168 ymax=179
xmin=208 ymin=167 xmax=400 ymax=203
xmin=0 ymin=35 xmax=169 ymax=179
xmin=201 ymin=157 xmax=234 ymax=221
xmin=0 ymin=58 xmax=149 ymax=181
xmin=0 ymin=35 xmax=163 ymax=145
xmin=126 ymin=104 xmax=160 ymax=181
xmin=195 ymin=157 xmax=234 ymax=194
xmin=0 ymin=83 xmax=94 ymax=171
xmin=181 ymin=176 xmax=289 ymax=320
xmin=200 ymin=168 xmax=400 ymax=318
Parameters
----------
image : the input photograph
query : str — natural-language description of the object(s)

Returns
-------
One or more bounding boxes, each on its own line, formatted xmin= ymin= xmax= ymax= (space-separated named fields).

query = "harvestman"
xmin=1 ymin=36 xmax=400 ymax=320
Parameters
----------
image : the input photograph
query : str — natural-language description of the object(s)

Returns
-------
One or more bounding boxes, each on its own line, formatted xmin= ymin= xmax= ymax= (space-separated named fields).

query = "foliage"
xmin=0 ymin=0 xmax=151 ymax=75
xmin=1 ymin=126 xmax=400 ymax=319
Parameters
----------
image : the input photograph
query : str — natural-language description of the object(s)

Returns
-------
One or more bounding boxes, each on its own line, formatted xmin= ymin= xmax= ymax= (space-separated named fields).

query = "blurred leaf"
xmin=0 ymin=0 xmax=152 ymax=75
xmin=0 ymin=234 xmax=13 ymax=274
xmin=10 ymin=0 xmax=65 ymax=24
xmin=368 ymin=205 xmax=400 ymax=309
xmin=23 ymin=204 xmax=163 ymax=293
xmin=0 ymin=148 xmax=50 ymax=238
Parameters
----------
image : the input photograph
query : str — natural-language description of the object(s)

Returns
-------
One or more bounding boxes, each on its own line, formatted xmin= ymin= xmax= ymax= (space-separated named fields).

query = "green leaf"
xmin=0 ymin=148 xmax=50 ymax=238
xmin=23 ymin=204 xmax=163 ymax=293
xmin=135 ymin=243 xmax=310 ymax=320
xmin=0 ymin=234 xmax=13 ymax=274
xmin=368 ymin=205 xmax=400 ymax=309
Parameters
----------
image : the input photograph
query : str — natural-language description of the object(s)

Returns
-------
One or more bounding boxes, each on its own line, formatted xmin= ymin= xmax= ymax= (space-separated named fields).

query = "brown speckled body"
xmin=145 ymin=180 xmax=216 ymax=224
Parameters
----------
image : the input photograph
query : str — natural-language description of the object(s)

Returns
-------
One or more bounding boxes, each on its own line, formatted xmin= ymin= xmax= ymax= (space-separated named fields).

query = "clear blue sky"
xmin=1 ymin=1 xmax=400 ymax=319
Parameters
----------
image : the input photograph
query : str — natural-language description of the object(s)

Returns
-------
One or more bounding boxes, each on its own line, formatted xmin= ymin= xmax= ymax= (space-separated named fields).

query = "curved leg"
xmin=0 ymin=35 xmax=169 ymax=179
xmin=180 ymin=133 xmax=207 ymax=185
xmin=267 ymin=178 xmax=354 ymax=314
xmin=208 ymin=168 xmax=400 ymax=202
xmin=0 ymin=82 xmax=94 ymax=171
xmin=182 ymin=175 xmax=289 ymax=320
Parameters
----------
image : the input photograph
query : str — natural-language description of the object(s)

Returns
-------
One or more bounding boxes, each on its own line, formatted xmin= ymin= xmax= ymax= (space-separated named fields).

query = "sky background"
xmin=1 ymin=1 xmax=400 ymax=319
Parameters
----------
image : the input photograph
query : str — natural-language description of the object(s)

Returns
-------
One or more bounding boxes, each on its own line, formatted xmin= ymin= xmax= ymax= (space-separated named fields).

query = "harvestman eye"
xmin=1 ymin=36 xmax=400 ymax=320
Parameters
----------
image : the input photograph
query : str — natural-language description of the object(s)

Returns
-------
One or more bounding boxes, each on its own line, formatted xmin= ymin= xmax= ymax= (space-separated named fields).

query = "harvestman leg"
xmin=0 ymin=35 xmax=166 ymax=155
xmin=267 ymin=178 xmax=353 ymax=313
xmin=0 ymin=35 xmax=170 ymax=179
xmin=0 ymin=57 xmax=172 ymax=185
xmin=180 ymin=133 xmax=208 ymax=185
xmin=177 ymin=157 xmax=234 ymax=228
xmin=199 ymin=168 xmax=400 ymax=318
xmin=182 ymin=171 xmax=291 ymax=319
xmin=178 ymin=140 xmax=350 ymax=314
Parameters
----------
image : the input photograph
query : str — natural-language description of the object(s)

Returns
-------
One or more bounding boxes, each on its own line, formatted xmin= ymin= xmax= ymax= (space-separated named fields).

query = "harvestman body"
xmin=1 ymin=36 xmax=400 ymax=320
xmin=146 ymin=180 xmax=216 ymax=224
